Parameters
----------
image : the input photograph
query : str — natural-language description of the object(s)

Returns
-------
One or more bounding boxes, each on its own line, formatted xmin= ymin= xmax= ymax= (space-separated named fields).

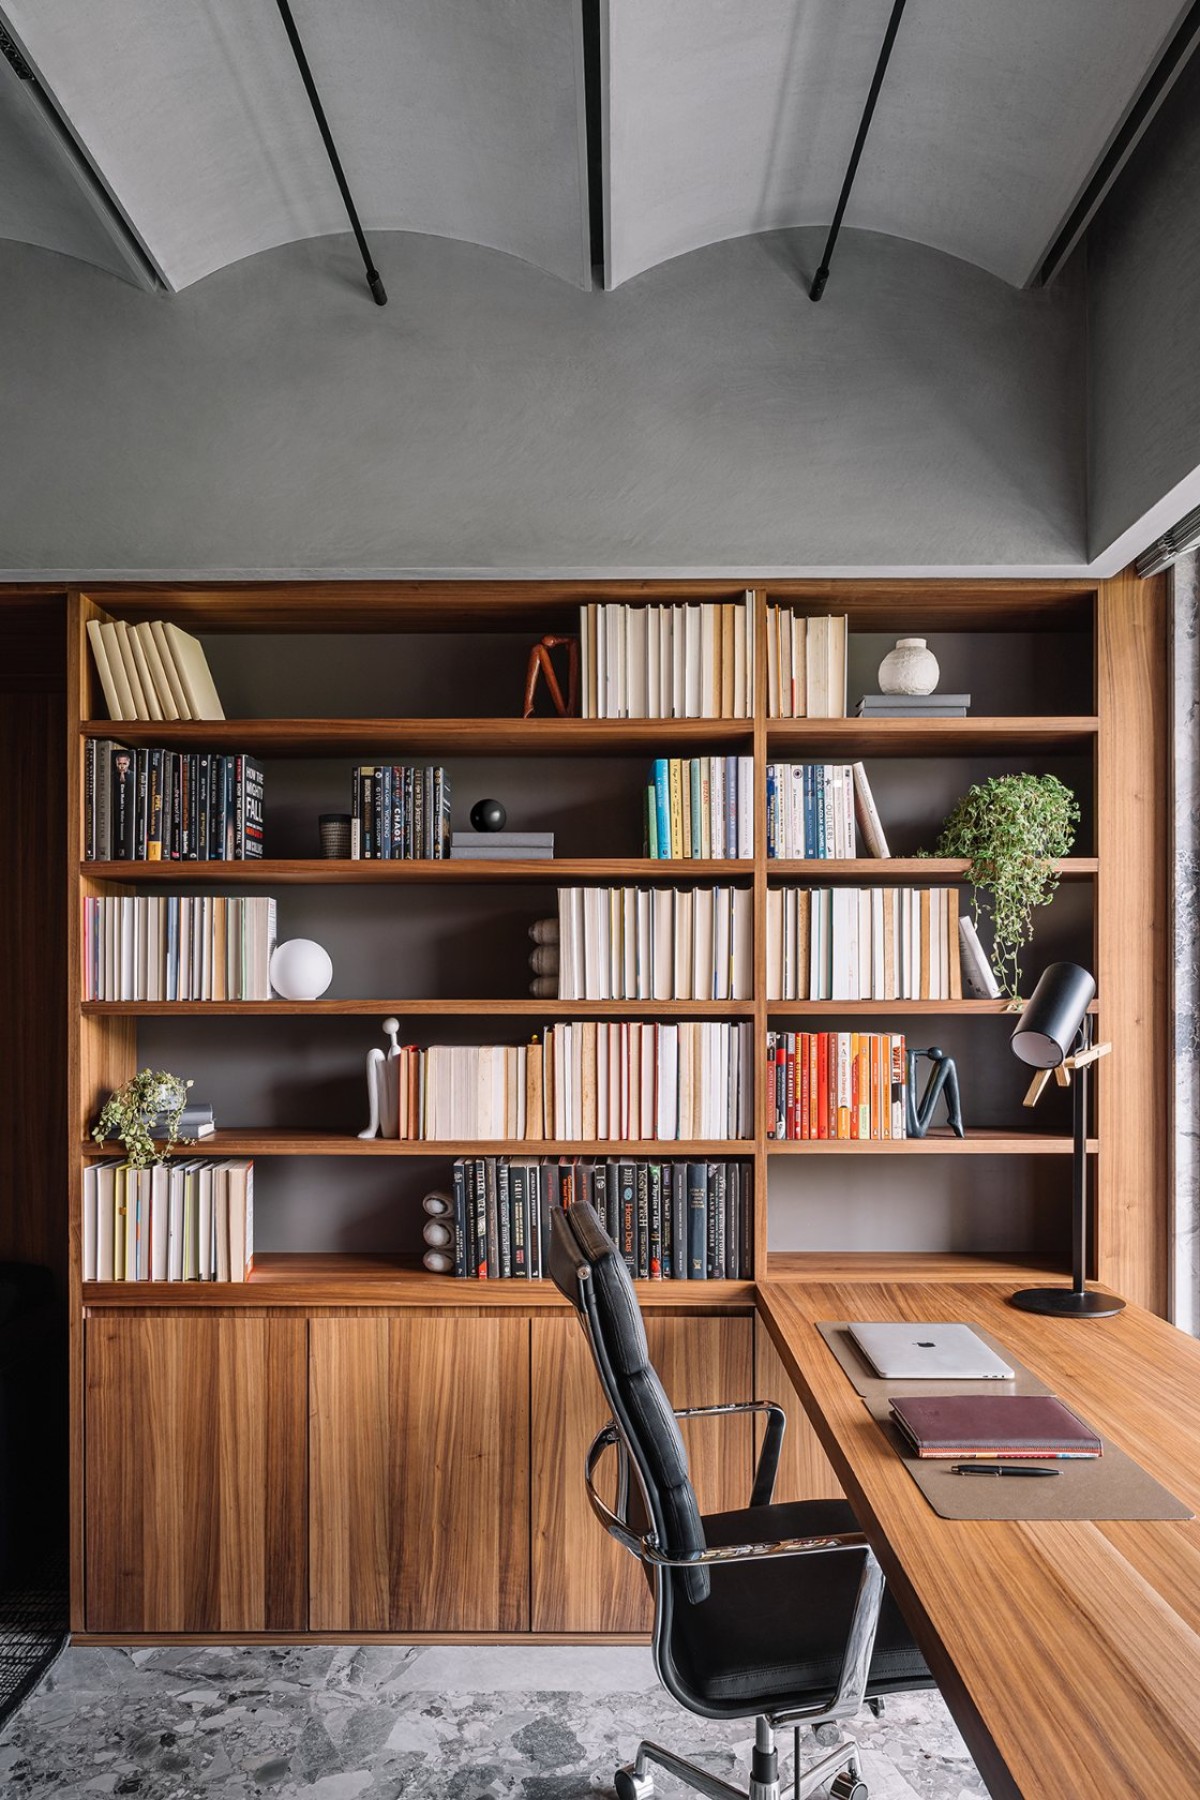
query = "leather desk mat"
xmin=816 ymin=1322 xmax=1193 ymax=1522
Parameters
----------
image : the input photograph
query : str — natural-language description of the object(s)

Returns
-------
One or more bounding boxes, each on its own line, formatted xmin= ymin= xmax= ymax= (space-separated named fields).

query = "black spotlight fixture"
xmin=1009 ymin=961 xmax=1123 ymax=1318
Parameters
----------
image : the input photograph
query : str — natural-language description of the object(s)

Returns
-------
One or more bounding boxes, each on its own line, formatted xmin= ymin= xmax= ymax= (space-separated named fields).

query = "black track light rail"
xmin=809 ymin=0 xmax=909 ymax=302
xmin=273 ymin=0 xmax=387 ymax=305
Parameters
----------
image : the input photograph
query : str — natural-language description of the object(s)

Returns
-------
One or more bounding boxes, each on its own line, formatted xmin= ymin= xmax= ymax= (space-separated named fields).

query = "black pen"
xmin=951 ymin=1463 xmax=1059 ymax=1477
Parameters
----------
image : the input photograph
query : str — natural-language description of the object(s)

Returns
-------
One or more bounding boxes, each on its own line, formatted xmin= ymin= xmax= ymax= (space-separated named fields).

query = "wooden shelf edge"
xmin=80 ymin=858 xmax=755 ymax=885
xmin=766 ymin=1132 xmax=1098 ymax=1154
xmin=79 ymin=716 xmax=756 ymax=756
xmin=765 ymin=858 xmax=1096 ymax=879
xmin=762 ymin=1251 xmax=1072 ymax=1284
xmin=81 ymin=998 xmax=758 ymax=1017
xmin=80 ymin=1135 xmax=757 ymax=1158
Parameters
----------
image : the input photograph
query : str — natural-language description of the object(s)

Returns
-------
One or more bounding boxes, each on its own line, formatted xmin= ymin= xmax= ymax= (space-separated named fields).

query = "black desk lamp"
xmin=1009 ymin=961 xmax=1124 ymax=1318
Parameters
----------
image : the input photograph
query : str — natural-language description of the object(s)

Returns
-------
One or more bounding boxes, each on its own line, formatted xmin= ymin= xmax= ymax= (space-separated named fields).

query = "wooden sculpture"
xmin=523 ymin=635 xmax=579 ymax=718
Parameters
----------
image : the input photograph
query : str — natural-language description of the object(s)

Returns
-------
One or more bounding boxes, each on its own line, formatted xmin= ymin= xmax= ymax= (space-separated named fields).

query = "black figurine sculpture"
xmin=470 ymin=798 xmax=507 ymax=833
xmin=905 ymin=1045 xmax=965 ymax=1139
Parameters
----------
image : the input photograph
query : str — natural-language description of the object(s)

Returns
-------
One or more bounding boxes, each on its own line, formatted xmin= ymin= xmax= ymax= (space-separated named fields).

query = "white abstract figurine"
xmin=358 ymin=1015 xmax=402 ymax=1139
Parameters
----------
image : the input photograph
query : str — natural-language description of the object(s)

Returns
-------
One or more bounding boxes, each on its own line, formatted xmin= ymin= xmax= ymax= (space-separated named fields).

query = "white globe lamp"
xmin=270 ymin=938 xmax=333 ymax=1001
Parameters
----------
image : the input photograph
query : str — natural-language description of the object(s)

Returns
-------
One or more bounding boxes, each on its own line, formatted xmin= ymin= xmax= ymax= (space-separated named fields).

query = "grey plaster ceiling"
xmin=0 ymin=0 xmax=1191 ymax=295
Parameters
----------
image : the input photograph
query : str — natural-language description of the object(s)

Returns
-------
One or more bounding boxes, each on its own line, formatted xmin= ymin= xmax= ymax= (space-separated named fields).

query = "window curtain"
xmin=1173 ymin=551 xmax=1199 ymax=1334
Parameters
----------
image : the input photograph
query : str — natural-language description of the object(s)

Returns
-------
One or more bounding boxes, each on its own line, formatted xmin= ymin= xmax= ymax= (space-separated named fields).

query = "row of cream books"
xmin=579 ymin=598 xmax=755 ymax=718
xmin=82 ymin=1159 xmax=254 ymax=1281
xmin=765 ymin=609 xmax=849 ymax=718
xmin=646 ymin=756 xmax=755 ymax=859
xmin=382 ymin=1022 xmax=754 ymax=1142
xmin=82 ymin=895 xmax=277 ymax=1001
xmin=766 ymin=762 xmax=890 ymax=859
xmin=766 ymin=887 xmax=963 ymax=1002
xmin=555 ymin=886 xmax=753 ymax=1001
xmin=87 ymin=617 xmax=225 ymax=721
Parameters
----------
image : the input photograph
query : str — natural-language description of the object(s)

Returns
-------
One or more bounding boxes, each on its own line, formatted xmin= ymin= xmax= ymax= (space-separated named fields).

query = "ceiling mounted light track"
xmin=273 ymin=0 xmax=387 ymax=305
xmin=810 ymin=0 xmax=909 ymax=302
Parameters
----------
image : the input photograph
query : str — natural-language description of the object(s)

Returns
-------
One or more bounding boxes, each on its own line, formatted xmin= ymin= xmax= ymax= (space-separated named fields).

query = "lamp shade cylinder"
xmin=1010 ymin=962 xmax=1096 ymax=1068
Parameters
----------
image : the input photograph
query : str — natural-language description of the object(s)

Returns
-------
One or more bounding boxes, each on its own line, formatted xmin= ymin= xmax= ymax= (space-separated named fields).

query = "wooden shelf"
xmin=764 ymin=1250 xmax=1072 ymax=1283
xmin=80 ymin=857 xmax=753 ymax=885
xmin=80 ymin=716 xmax=755 ymax=757
xmin=767 ymin=1130 xmax=1097 ymax=1154
xmin=766 ymin=858 xmax=1097 ymax=880
xmin=81 ymin=1132 xmax=755 ymax=1158
xmin=82 ymin=997 xmax=757 ymax=1017
xmin=81 ymin=1253 xmax=756 ymax=1309
xmin=765 ymin=716 xmax=1098 ymax=755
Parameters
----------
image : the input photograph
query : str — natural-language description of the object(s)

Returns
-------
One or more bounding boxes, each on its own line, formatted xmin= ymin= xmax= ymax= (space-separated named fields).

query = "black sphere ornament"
xmin=470 ymin=798 xmax=507 ymax=833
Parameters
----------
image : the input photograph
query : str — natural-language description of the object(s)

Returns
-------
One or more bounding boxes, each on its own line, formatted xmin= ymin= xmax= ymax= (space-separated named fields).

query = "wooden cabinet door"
xmin=531 ymin=1313 xmax=755 ymax=1634
xmin=754 ymin=1319 xmax=843 ymax=1502
xmin=85 ymin=1313 xmax=307 ymax=1634
xmin=309 ymin=1314 xmax=530 ymax=1633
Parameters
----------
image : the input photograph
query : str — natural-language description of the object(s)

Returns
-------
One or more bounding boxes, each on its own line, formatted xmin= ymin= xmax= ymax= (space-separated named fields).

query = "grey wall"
xmin=0 ymin=223 xmax=1085 ymax=576
xmin=1088 ymin=49 xmax=1200 ymax=562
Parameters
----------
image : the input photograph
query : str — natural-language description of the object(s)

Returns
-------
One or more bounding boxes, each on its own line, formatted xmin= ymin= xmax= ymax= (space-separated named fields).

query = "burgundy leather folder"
xmin=889 ymin=1393 xmax=1103 ymax=1459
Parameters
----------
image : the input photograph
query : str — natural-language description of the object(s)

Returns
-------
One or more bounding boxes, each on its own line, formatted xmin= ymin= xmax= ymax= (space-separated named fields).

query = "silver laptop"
xmin=847 ymin=1322 xmax=1014 ymax=1380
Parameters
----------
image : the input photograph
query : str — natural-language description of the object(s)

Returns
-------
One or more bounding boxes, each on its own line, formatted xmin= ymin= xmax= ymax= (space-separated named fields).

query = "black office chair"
xmin=549 ymin=1203 xmax=934 ymax=1800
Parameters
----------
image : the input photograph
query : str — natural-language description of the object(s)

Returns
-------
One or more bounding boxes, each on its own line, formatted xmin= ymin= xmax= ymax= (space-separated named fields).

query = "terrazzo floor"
xmin=0 ymin=1644 xmax=988 ymax=1800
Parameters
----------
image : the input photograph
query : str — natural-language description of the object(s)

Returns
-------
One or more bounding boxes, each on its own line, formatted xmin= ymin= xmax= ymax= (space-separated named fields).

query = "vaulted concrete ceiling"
xmin=0 ymin=0 xmax=1191 ymax=295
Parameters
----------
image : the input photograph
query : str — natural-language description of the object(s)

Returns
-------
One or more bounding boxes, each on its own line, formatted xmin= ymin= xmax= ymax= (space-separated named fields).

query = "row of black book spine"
xmin=351 ymin=765 xmax=452 ymax=859
xmin=86 ymin=739 xmax=264 ymax=862
xmin=447 ymin=1156 xmax=751 ymax=1280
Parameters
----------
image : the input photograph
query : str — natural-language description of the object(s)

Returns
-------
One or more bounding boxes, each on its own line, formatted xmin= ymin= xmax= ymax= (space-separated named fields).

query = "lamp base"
xmin=1010 ymin=1286 xmax=1125 ymax=1318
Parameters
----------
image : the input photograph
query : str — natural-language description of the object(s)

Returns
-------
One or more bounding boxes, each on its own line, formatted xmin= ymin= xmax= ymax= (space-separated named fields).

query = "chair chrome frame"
xmin=569 ymin=1249 xmax=887 ymax=1800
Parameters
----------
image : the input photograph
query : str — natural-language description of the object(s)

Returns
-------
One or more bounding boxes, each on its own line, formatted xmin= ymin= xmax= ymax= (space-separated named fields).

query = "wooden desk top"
xmin=756 ymin=1281 xmax=1200 ymax=1800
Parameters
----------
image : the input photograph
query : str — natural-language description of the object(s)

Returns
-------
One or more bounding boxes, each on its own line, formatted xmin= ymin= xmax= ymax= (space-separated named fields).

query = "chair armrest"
xmin=670 ymin=1398 xmax=788 ymax=1509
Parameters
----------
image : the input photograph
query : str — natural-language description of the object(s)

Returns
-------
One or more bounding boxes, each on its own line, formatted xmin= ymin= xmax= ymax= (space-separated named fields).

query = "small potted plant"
xmin=925 ymin=774 xmax=1080 ymax=999
xmin=92 ymin=1068 xmax=194 ymax=1168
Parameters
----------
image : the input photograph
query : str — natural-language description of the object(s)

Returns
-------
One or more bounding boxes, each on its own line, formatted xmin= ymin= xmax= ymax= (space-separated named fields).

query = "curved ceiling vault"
xmin=0 ymin=0 xmax=1192 ymax=296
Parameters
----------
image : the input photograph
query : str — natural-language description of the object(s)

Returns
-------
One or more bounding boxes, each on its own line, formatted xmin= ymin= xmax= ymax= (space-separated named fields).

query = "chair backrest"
xmin=548 ymin=1201 xmax=710 ymax=1602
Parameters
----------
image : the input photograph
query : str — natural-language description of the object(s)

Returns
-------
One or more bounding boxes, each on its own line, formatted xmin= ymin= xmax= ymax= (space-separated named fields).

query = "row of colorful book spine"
xmin=82 ymin=1159 xmax=253 ymax=1281
xmin=349 ymin=765 xmax=452 ymax=859
xmin=580 ymin=598 xmax=755 ymax=719
xmin=555 ymin=886 xmax=753 ymax=1001
xmin=388 ymin=1021 xmax=754 ymax=1142
xmin=766 ymin=887 xmax=963 ymax=1001
xmin=85 ymin=739 xmax=264 ymax=861
xmin=424 ymin=1157 xmax=751 ymax=1280
xmin=767 ymin=1030 xmax=908 ymax=1140
xmin=765 ymin=762 xmax=889 ymax=859
xmin=645 ymin=755 xmax=755 ymax=859
xmin=82 ymin=895 xmax=277 ymax=1001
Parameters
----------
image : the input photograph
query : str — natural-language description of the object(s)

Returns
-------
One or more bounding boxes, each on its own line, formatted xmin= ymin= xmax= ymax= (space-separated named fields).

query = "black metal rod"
xmin=1072 ymin=1015 xmax=1090 ymax=1296
xmin=273 ymin=0 xmax=387 ymax=304
xmin=810 ymin=0 xmax=909 ymax=302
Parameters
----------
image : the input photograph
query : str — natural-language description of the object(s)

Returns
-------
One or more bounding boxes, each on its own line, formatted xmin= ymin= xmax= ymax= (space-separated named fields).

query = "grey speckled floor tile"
xmin=0 ymin=1645 xmax=987 ymax=1800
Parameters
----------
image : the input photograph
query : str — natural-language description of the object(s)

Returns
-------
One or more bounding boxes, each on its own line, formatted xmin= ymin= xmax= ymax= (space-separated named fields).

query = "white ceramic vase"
xmin=878 ymin=637 xmax=940 ymax=696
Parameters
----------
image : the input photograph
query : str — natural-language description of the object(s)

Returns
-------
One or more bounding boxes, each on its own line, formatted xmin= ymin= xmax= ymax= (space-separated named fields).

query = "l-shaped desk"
xmin=756 ymin=1280 xmax=1200 ymax=1800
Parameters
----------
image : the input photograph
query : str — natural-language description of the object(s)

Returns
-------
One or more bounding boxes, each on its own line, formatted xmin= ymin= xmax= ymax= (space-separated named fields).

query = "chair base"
xmin=614 ymin=1718 xmax=866 ymax=1800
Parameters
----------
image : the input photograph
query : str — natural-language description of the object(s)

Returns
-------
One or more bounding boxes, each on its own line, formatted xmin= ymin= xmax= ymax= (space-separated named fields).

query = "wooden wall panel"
xmin=754 ymin=1319 xmax=843 ymax=1501
xmin=1096 ymin=571 xmax=1170 ymax=1314
xmin=531 ymin=1312 xmax=754 ymax=1634
xmin=84 ymin=1313 xmax=307 ymax=1633
xmin=309 ymin=1313 xmax=530 ymax=1633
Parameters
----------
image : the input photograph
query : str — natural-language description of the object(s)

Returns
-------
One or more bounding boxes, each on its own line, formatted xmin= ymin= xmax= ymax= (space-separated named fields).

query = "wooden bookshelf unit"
xmin=64 ymin=574 xmax=1168 ymax=1642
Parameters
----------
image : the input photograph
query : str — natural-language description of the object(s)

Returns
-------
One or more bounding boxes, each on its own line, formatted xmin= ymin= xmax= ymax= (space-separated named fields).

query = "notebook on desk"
xmin=889 ymin=1394 xmax=1104 ymax=1460
xmin=847 ymin=1321 xmax=1015 ymax=1380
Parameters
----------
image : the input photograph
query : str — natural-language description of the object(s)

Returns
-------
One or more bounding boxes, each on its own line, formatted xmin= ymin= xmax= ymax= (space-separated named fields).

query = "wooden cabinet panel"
xmin=309 ymin=1314 xmax=530 ymax=1633
xmin=84 ymin=1313 xmax=307 ymax=1634
xmin=754 ymin=1319 xmax=843 ymax=1502
xmin=531 ymin=1313 xmax=755 ymax=1634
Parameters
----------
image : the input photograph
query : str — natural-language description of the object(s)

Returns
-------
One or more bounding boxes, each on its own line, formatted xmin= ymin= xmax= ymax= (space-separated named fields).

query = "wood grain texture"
xmin=81 ymin=998 xmax=756 ymax=1018
xmin=757 ymin=1280 xmax=1200 ymax=1800
xmin=765 ymin=717 xmax=1097 ymax=755
xmin=530 ymin=1313 xmax=754 ymax=1633
xmin=84 ymin=1313 xmax=307 ymax=1633
xmin=1096 ymin=570 xmax=1169 ymax=1312
xmin=754 ymin=1319 xmax=843 ymax=1502
xmin=80 ymin=857 xmax=753 ymax=886
xmin=309 ymin=1314 xmax=530 ymax=1633
xmin=80 ymin=718 xmax=754 ymax=756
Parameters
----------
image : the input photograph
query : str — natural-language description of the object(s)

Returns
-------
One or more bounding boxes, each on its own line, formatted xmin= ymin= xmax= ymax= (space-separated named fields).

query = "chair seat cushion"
xmin=666 ymin=1499 xmax=933 ymax=1712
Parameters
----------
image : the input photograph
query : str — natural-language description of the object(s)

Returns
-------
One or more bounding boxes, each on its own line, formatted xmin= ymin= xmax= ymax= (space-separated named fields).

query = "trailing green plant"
xmin=924 ymin=774 xmax=1079 ymax=998
xmin=92 ymin=1068 xmax=193 ymax=1169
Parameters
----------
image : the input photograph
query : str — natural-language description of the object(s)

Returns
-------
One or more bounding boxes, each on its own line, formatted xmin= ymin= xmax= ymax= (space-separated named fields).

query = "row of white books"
xmin=82 ymin=895 xmax=277 ymax=1001
xmin=766 ymin=887 xmax=964 ymax=1002
xmin=388 ymin=1022 xmax=754 ymax=1142
xmin=579 ymin=598 xmax=755 ymax=718
xmin=87 ymin=616 xmax=225 ymax=722
xmin=82 ymin=1159 xmax=254 ymax=1281
xmin=765 ymin=762 xmax=890 ymax=859
xmin=765 ymin=610 xmax=849 ymax=717
xmin=556 ymin=887 xmax=753 ymax=1001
